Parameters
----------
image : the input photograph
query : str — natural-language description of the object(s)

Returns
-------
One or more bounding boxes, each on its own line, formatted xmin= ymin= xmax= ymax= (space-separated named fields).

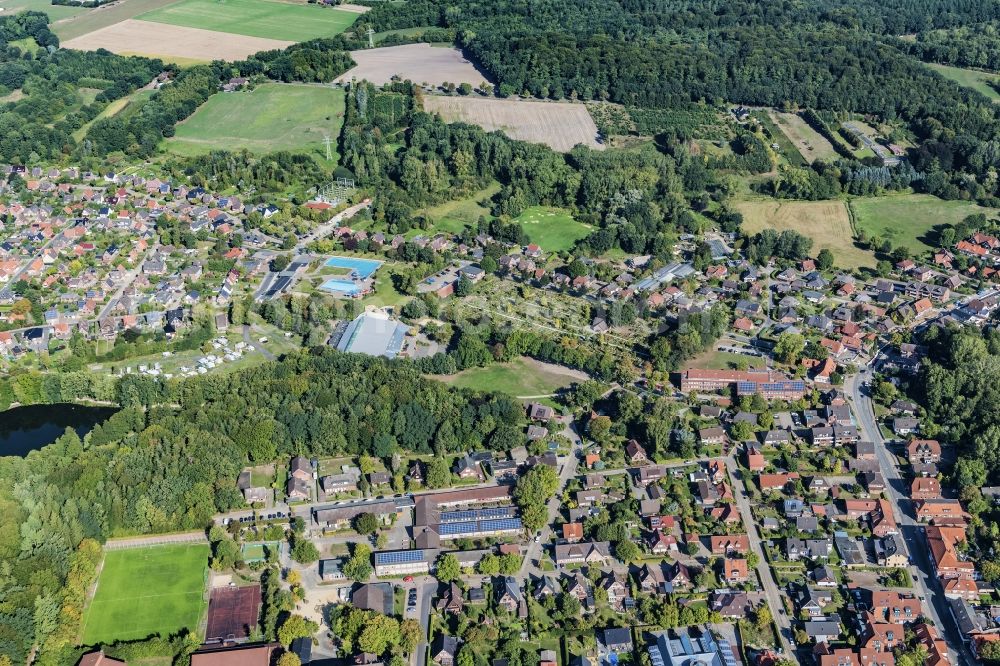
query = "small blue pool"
xmin=320 ymin=279 xmax=363 ymax=295
xmin=324 ymin=256 xmax=382 ymax=279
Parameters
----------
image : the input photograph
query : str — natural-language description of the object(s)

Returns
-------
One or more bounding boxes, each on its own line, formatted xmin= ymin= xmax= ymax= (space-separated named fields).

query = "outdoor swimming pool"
xmin=320 ymin=279 xmax=363 ymax=295
xmin=324 ymin=256 xmax=382 ymax=279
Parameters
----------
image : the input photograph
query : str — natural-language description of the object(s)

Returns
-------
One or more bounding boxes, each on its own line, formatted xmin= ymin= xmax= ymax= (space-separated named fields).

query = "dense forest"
xmin=341 ymin=82 xmax=716 ymax=258
xmin=352 ymin=0 xmax=1000 ymax=205
xmin=902 ymin=22 xmax=1000 ymax=71
xmin=0 ymin=349 xmax=533 ymax=664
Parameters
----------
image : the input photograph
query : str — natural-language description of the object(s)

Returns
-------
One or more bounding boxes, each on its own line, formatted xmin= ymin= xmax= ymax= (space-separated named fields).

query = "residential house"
xmin=709 ymin=534 xmax=750 ymax=556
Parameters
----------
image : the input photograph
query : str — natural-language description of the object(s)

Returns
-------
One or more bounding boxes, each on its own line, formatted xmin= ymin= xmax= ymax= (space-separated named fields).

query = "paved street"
xmin=723 ymin=456 xmax=795 ymax=657
xmin=520 ymin=418 xmax=582 ymax=578
xmin=845 ymin=369 xmax=971 ymax=664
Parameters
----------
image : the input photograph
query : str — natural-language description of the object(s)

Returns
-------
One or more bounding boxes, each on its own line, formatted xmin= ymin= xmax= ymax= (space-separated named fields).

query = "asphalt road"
xmin=411 ymin=578 xmax=436 ymax=666
xmin=519 ymin=419 xmax=582 ymax=579
xmin=724 ymin=456 xmax=795 ymax=656
xmin=845 ymin=369 xmax=972 ymax=663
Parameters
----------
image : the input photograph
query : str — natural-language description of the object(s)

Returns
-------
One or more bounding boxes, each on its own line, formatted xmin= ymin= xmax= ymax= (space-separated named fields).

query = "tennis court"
xmin=324 ymin=256 xmax=382 ymax=279
xmin=206 ymin=584 xmax=262 ymax=641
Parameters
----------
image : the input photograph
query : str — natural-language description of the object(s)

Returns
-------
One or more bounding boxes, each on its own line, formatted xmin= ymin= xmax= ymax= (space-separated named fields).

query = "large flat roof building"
xmin=336 ymin=311 xmax=408 ymax=358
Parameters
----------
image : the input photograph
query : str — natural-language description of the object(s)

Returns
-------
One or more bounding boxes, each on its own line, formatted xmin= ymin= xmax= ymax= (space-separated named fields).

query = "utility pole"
xmin=366 ymin=26 xmax=374 ymax=48
xmin=323 ymin=135 xmax=332 ymax=161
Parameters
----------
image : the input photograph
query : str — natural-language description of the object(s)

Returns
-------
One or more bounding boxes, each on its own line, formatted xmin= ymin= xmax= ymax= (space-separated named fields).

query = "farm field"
xmin=437 ymin=356 xmax=584 ymax=398
xmin=137 ymin=0 xmax=358 ymax=41
xmin=769 ymin=110 xmax=839 ymax=163
xmin=513 ymin=206 xmax=592 ymax=253
xmin=851 ymin=194 xmax=991 ymax=254
xmin=164 ymin=84 xmax=345 ymax=160
xmin=336 ymin=44 xmax=486 ymax=87
xmin=52 ymin=0 xmax=180 ymax=41
xmin=81 ymin=544 xmax=208 ymax=645
xmin=62 ymin=19 xmax=291 ymax=62
xmin=424 ymin=96 xmax=603 ymax=152
xmin=926 ymin=63 xmax=1000 ymax=102
xmin=737 ymin=199 xmax=874 ymax=269
xmin=2 ymin=0 xmax=90 ymax=22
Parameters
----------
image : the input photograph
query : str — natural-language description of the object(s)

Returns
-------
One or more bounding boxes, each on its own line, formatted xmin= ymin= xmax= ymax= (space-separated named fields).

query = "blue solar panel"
xmin=438 ymin=521 xmax=479 ymax=535
xmin=480 ymin=518 xmax=522 ymax=532
xmin=441 ymin=510 xmax=478 ymax=523
xmin=375 ymin=549 xmax=425 ymax=564
xmin=440 ymin=506 xmax=517 ymax=523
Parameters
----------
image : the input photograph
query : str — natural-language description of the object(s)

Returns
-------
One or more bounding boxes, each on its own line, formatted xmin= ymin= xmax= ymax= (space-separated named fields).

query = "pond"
xmin=0 ymin=403 xmax=117 ymax=456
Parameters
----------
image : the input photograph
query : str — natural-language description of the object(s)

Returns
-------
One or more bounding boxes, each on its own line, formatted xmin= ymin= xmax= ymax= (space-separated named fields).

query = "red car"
xmin=403 ymin=576 xmax=414 ymax=582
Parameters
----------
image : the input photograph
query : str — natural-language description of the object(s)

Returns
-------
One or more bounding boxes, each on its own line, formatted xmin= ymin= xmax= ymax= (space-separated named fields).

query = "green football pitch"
xmin=81 ymin=543 xmax=209 ymax=645
xmin=137 ymin=0 xmax=360 ymax=42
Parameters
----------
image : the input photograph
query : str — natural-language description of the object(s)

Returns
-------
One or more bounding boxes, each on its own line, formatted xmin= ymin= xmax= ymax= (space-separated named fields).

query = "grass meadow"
xmin=926 ymin=63 xmax=1000 ymax=103
xmin=851 ymin=194 xmax=992 ymax=254
xmin=164 ymin=83 xmax=345 ymax=160
xmin=513 ymin=206 xmax=592 ymax=253
xmin=81 ymin=544 xmax=209 ymax=645
xmin=137 ymin=0 xmax=358 ymax=41
xmin=437 ymin=357 xmax=581 ymax=398
xmin=737 ymin=199 xmax=875 ymax=269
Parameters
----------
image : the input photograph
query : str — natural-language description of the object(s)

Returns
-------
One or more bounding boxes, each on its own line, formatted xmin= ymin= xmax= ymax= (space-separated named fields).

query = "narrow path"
xmin=104 ymin=530 xmax=207 ymax=550
xmin=243 ymin=324 xmax=276 ymax=361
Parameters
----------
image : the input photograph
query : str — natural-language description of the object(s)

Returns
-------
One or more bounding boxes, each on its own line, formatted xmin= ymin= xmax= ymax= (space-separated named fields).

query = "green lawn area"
xmin=416 ymin=182 xmax=500 ymax=235
xmin=164 ymin=84 xmax=345 ymax=162
xmin=138 ymin=0 xmax=359 ymax=41
xmin=513 ymin=206 xmax=592 ymax=253
xmin=81 ymin=544 xmax=209 ymax=645
xmin=437 ymin=356 xmax=581 ymax=398
xmin=926 ymin=63 xmax=1000 ymax=102
xmin=684 ymin=348 xmax=765 ymax=371
xmin=851 ymin=193 xmax=992 ymax=254
xmin=362 ymin=269 xmax=409 ymax=308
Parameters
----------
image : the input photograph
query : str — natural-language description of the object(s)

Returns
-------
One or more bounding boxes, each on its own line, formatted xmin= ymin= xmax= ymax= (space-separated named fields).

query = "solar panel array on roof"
xmin=440 ymin=506 xmax=516 ymax=523
xmin=437 ymin=518 xmax=523 ymax=536
xmin=374 ymin=549 xmax=426 ymax=565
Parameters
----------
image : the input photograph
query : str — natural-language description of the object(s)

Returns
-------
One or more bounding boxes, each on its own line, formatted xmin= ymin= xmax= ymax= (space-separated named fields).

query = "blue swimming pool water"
xmin=324 ymin=256 xmax=382 ymax=279
xmin=320 ymin=279 xmax=363 ymax=295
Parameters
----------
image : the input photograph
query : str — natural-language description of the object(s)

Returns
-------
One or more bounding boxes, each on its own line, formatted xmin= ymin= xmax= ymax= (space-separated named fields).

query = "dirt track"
xmin=423 ymin=95 xmax=604 ymax=152
xmin=63 ymin=19 xmax=292 ymax=61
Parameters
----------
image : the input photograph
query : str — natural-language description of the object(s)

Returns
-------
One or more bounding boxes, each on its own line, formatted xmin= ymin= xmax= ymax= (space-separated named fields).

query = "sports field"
xmin=851 ymin=194 xmax=992 ymax=254
xmin=164 ymin=84 xmax=345 ymax=160
xmin=513 ymin=206 xmax=592 ymax=253
xmin=138 ymin=0 xmax=358 ymax=41
xmin=81 ymin=544 xmax=209 ymax=645
xmin=438 ymin=357 xmax=585 ymax=397
xmin=737 ymin=199 xmax=874 ymax=269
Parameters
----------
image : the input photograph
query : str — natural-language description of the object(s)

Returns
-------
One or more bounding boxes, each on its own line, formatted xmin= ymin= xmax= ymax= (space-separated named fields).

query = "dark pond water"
xmin=0 ymin=403 xmax=117 ymax=456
